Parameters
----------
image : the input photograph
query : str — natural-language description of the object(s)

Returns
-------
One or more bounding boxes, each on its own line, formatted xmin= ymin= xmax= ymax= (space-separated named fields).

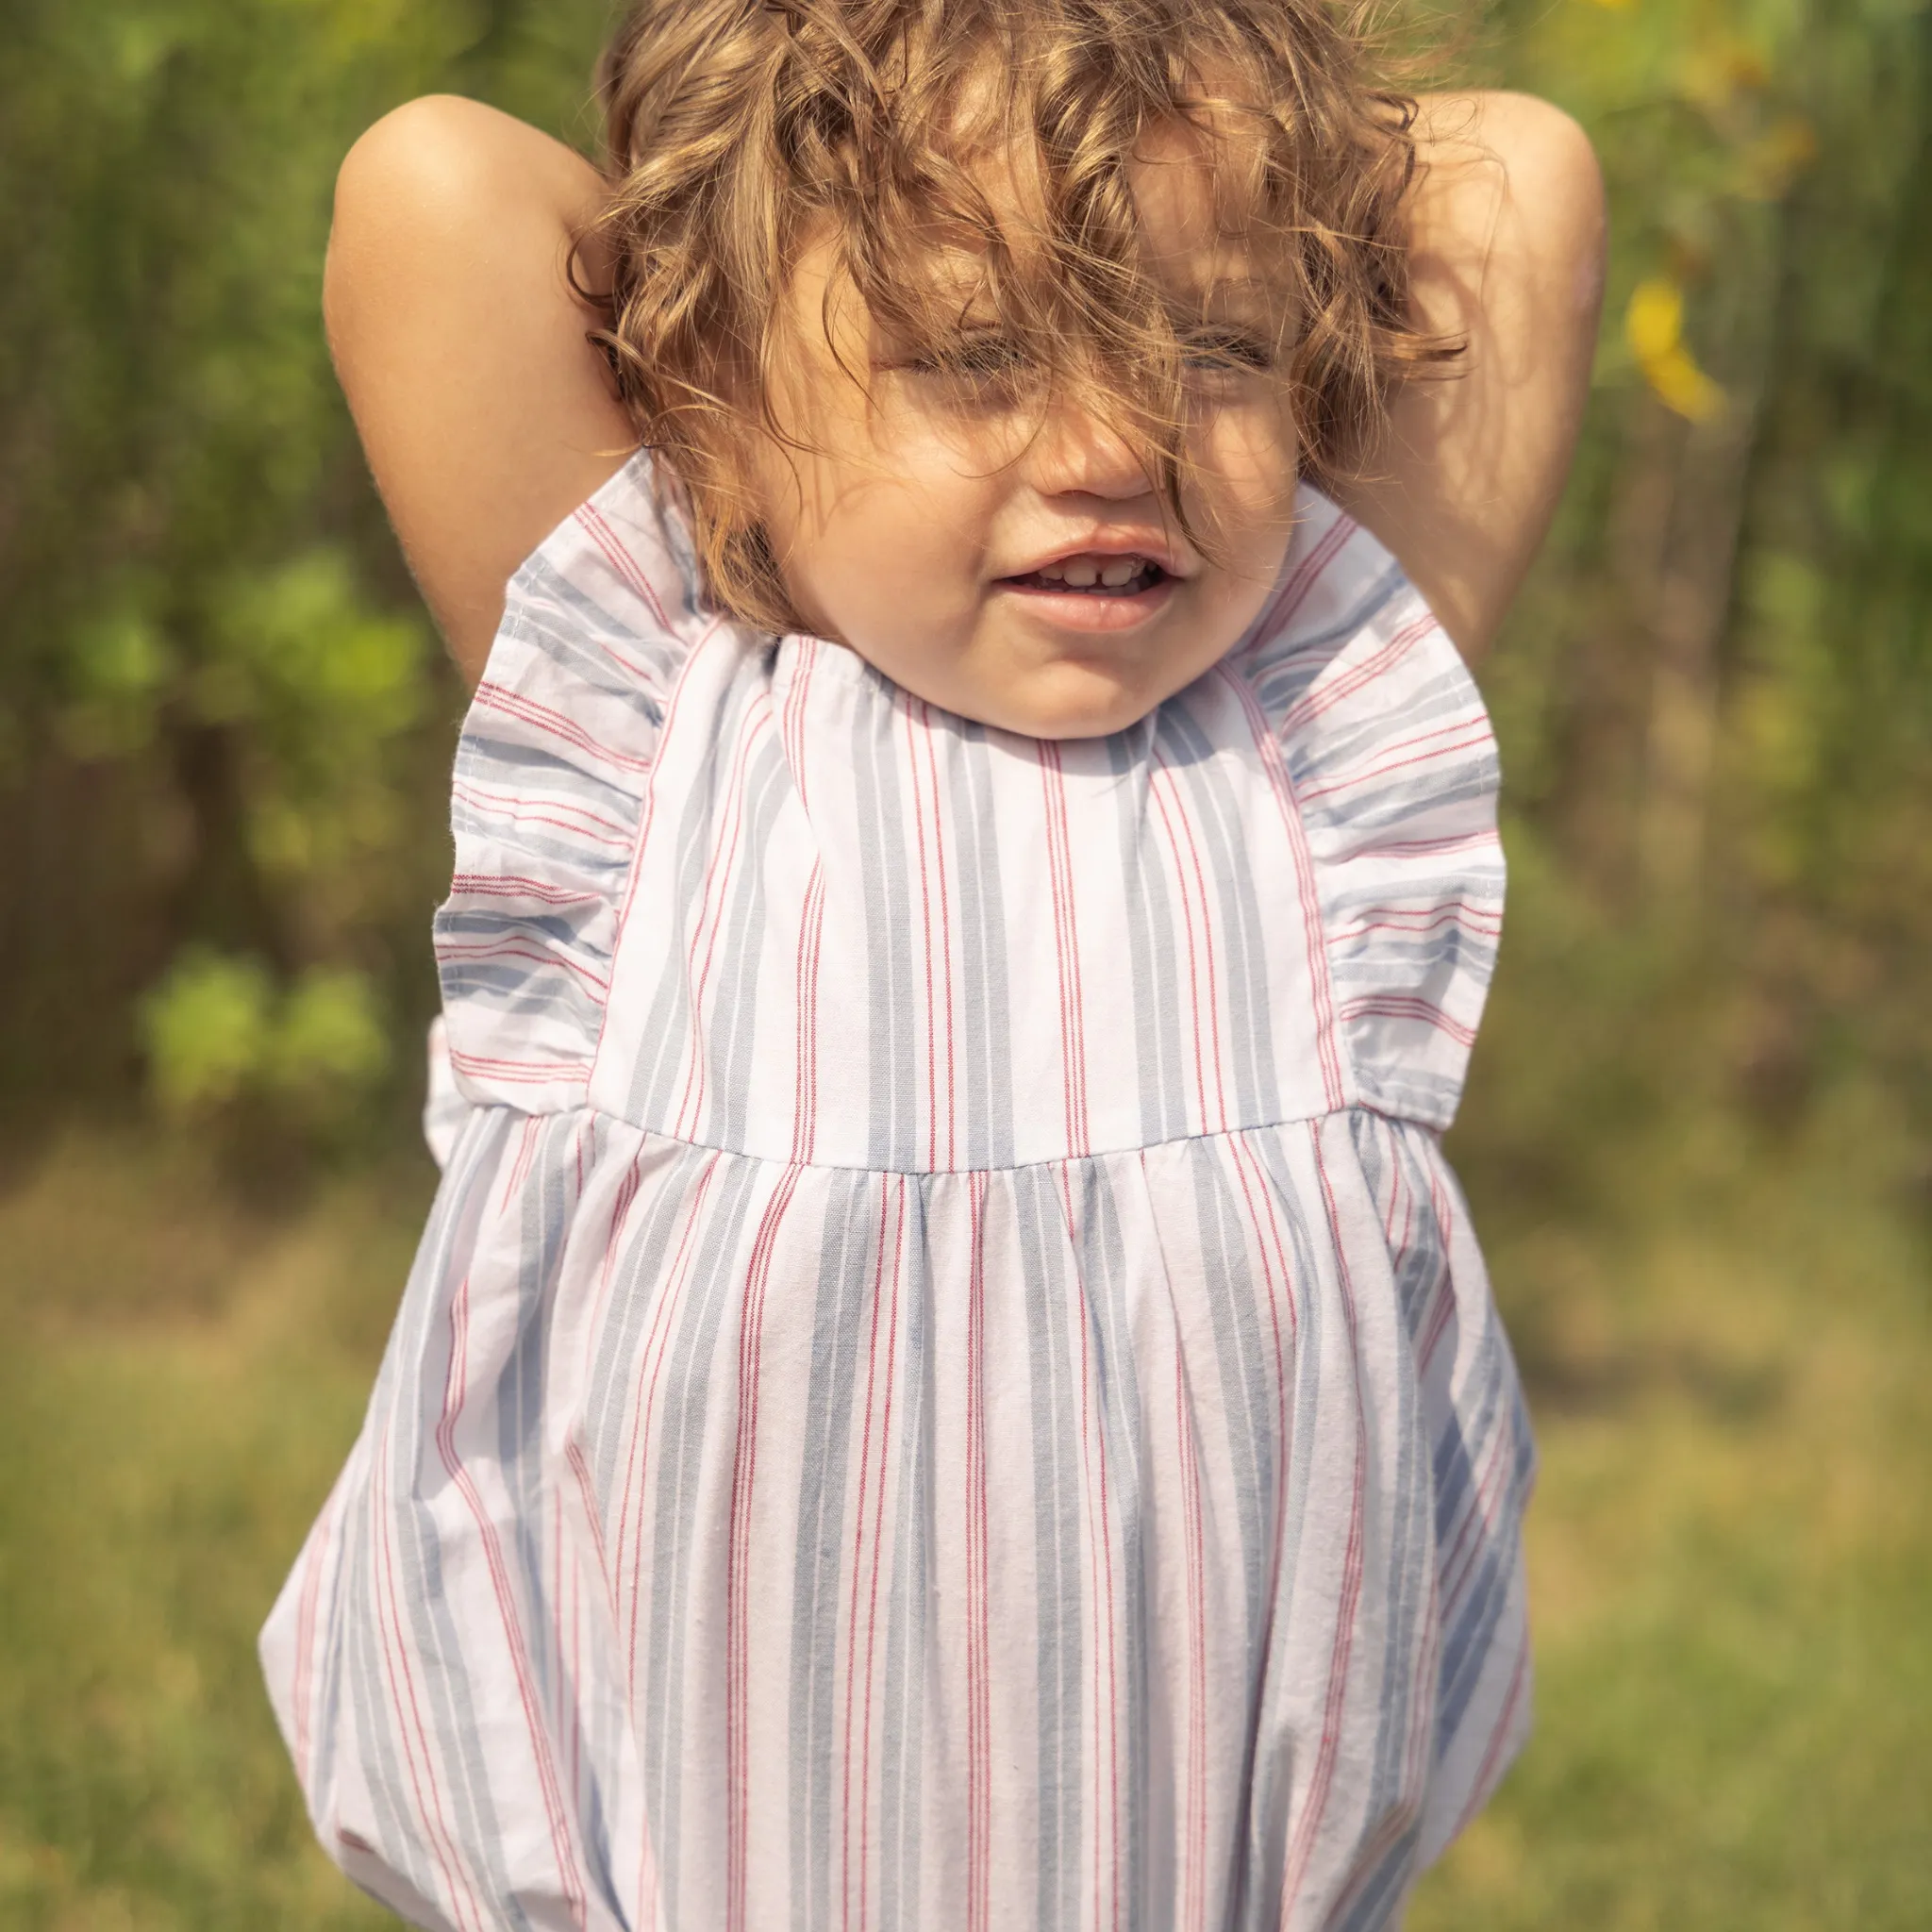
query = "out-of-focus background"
xmin=1 ymin=0 xmax=1927 ymax=1923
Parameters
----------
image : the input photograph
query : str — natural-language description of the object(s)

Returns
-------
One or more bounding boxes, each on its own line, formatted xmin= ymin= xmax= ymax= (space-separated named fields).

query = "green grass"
xmin=0 ymin=1104 xmax=1926 ymax=1929
xmin=1413 ymin=1083 xmax=1932 ymax=1929
xmin=0 ymin=1136 xmax=409 ymax=1932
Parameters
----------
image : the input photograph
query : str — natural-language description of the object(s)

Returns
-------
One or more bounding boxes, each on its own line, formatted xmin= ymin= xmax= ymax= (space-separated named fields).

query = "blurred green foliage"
xmin=2 ymin=0 xmax=1926 ymax=1172
xmin=0 ymin=0 xmax=1928 ymax=1925
xmin=1463 ymin=0 xmax=1932 ymax=1173
xmin=140 ymin=953 xmax=390 ymax=1124
xmin=0 ymin=0 xmax=613 ymax=1132
xmin=0 ymin=0 xmax=1924 ymax=1158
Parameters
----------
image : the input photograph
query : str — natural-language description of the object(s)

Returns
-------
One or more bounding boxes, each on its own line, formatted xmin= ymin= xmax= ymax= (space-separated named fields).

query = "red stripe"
xmin=290 ymin=1480 xmax=345 ymax=1780
xmin=616 ymin=1158 xmax=720 ymax=1682
xmin=1295 ymin=722 xmax=1496 ymax=806
xmin=558 ymin=1513 xmax=575 ymax=1806
xmin=369 ymin=1437 xmax=485 ymax=1932
xmin=575 ymin=501 xmax=672 ymax=632
xmin=1146 ymin=762 xmax=1213 ymax=1131
xmin=1218 ymin=1125 xmax=1303 ymax=1893
xmin=914 ymin=702 xmax=959 ymax=1170
xmin=446 ymin=1048 xmax=586 ymax=1079
xmin=452 ymin=781 xmax=634 ymax=850
xmin=1339 ymin=995 xmax=1478 ymax=1050
xmin=1281 ymin=611 xmax=1437 ymax=734
xmin=964 ymin=1174 xmax=992 ymax=1932
xmin=499 ymin=1112 xmax=541 ymax=1208
xmin=1279 ymin=1130 xmax=1373 ymax=1923
xmin=671 ymin=687 xmax=774 ymax=1139
xmin=1450 ymin=1643 xmax=1530 ymax=1844
xmin=791 ymin=866 xmax=825 ymax=1165
xmin=587 ymin=621 xmax=721 ymax=1092
xmin=1243 ymin=506 xmax=1356 ymax=651
xmin=564 ymin=1443 xmax=613 ymax=1602
xmin=783 ymin=637 xmax=820 ymax=809
xmin=906 ymin=699 xmax=942 ymax=1172
xmin=438 ymin=938 xmax=610 ymax=995
xmin=725 ymin=1166 xmax=803 ymax=1932
xmin=1327 ymin=903 xmax=1504 ymax=943
xmin=1368 ymin=830 xmax=1499 ymax=860
xmin=1149 ymin=748 xmax=1230 ymax=1134
xmin=1038 ymin=743 xmax=1091 ymax=1155
xmin=1174 ymin=1347 xmax=1209 ymax=1932
xmin=1221 ymin=668 xmax=1348 ymax=1111
xmin=448 ymin=874 xmax=601 ymax=906
xmin=925 ymin=724 xmax=958 ymax=1171
xmin=841 ymin=1182 xmax=906 ymax=1932
xmin=1055 ymin=1168 xmax=1121 ymax=1931
xmin=436 ymin=1257 xmax=590 ymax=1926
xmin=472 ymin=679 xmax=657 ymax=774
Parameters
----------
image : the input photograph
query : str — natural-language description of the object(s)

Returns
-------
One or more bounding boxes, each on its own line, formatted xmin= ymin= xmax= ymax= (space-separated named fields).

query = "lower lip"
xmin=992 ymin=575 xmax=1178 ymax=633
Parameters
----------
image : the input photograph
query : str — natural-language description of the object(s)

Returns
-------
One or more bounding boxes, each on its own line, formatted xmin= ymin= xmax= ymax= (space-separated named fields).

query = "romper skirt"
xmin=262 ymin=457 xmax=1535 ymax=1932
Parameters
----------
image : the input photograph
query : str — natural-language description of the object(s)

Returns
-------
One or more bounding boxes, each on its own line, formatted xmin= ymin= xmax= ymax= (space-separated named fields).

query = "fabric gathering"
xmin=260 ymin=456 xmax=1537 ymax=1932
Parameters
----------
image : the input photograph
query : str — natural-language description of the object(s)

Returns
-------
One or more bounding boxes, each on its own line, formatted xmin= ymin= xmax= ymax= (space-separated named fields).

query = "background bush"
xmin=0 ymin=0 xmax=1926 ymax=1925
xmin=3 ymin=0 xmax=1927 ymax=1174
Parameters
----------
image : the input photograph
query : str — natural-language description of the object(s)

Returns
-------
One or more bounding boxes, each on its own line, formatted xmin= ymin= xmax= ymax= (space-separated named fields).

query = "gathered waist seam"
xmin=452 ymin=1090 xmax=1441 ymax=1176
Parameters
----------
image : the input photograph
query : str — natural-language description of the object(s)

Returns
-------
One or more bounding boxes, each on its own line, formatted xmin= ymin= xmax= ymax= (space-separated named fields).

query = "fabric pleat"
xmin=263 ymin=458 xmax=1534 ymax=1932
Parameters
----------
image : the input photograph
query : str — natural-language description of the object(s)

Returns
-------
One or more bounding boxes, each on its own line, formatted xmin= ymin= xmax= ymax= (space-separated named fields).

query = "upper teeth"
xmin=1038 ymin=555 xmax=1149 ymax=588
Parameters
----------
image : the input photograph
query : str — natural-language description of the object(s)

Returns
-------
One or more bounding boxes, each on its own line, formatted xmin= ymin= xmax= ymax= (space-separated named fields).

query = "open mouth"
xmin=1002 ymin=554 xmax=1170 ymax=595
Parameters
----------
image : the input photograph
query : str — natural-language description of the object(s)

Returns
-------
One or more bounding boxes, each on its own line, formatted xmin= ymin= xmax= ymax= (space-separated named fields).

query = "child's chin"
xmin=974 ymin=663 xmax=1166 ymax=741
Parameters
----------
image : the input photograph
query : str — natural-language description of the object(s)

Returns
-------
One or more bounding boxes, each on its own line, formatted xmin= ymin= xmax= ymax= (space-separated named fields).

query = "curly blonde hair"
xmin=578 ymin=0 xmax=1442 ymax=633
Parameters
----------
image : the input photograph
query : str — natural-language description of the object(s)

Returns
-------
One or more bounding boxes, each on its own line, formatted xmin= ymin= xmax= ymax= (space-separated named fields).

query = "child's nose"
xmin=1026 ymin=403 xmax=1153 ymax=502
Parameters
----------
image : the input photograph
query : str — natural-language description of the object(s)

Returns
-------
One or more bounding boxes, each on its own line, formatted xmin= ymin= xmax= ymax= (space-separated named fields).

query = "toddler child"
xmin=262 ymin=0 xmax=1604 ymax=1924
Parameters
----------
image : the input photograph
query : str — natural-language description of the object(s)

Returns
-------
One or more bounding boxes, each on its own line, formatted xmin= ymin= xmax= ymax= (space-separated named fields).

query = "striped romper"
xmin=261 ymin=454 xmax=1535 ymax=1932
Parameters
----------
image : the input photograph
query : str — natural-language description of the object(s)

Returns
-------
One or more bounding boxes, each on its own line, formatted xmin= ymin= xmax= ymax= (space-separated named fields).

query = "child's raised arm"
xmin=325 ymin=95 xmax=629 ymax=682
xmin=1337 ymin=92 xmax=1607 ymax=662
xmin=323 ymin=89 xmax=1603 ymax=681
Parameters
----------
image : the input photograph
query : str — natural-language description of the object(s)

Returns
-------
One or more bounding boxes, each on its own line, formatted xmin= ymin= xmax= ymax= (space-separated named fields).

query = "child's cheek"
xmin=1189 ymin=402 xmax=1302 ymax=554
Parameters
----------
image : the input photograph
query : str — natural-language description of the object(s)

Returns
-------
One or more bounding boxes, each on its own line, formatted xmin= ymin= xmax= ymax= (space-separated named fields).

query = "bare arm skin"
xmin=324 ymin=90 xmax=1605 ymax=682
xmin=325 ymin=96 xmax=633 ymax=681
xmin=1334 ymin=92 xmax=1608 ymax=662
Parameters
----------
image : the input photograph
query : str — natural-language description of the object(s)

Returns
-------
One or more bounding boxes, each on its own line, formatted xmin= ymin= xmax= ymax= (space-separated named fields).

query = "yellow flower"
xmin=1625 ymin=278 xmax=1726 ymax=423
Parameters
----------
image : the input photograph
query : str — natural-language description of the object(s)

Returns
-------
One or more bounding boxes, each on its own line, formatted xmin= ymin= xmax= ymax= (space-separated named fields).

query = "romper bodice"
xmin=435 ymin=454 xmax=1504 ymax=1168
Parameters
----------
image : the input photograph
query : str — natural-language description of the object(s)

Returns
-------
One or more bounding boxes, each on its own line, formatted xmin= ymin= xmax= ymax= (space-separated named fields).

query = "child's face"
xmin=751 ymin=125 xmax=1301 ymax=739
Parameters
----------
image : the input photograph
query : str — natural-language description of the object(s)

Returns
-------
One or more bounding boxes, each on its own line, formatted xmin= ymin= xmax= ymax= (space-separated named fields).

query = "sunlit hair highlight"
xmin=578 ymin=0 xmax=1446 ymax=633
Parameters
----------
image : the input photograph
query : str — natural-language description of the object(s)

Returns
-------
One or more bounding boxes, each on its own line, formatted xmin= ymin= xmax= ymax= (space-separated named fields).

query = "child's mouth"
xmin=1002 ymin=554 xmax=1169 ymax=596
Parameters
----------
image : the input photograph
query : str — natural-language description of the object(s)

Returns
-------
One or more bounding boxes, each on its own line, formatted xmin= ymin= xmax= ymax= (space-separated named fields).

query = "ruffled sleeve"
xmin=1240 ymin=489 xmax=1506 ymax=1131
xmin=433 ymin=454 xmax=708 ymax=1114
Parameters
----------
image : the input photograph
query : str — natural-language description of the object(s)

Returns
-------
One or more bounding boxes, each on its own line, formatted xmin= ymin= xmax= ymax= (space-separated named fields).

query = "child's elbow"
xmin=1529 ymin=101 xmax=1605 ymax=237
xmin=335 ymin=94 xmax=502 ymax=209
xmin=325 ymin=96 xmax=507 ymax=328
xmin=1491 ymin=94 xmax=1608 ymax=303
xmin=324 ymin=96 xmax=599 ymax=343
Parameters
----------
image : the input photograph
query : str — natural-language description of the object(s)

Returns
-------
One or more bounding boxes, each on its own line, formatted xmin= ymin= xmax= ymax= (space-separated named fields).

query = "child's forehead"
xmin=891 ymin=111 xmax=1280 ymax=300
